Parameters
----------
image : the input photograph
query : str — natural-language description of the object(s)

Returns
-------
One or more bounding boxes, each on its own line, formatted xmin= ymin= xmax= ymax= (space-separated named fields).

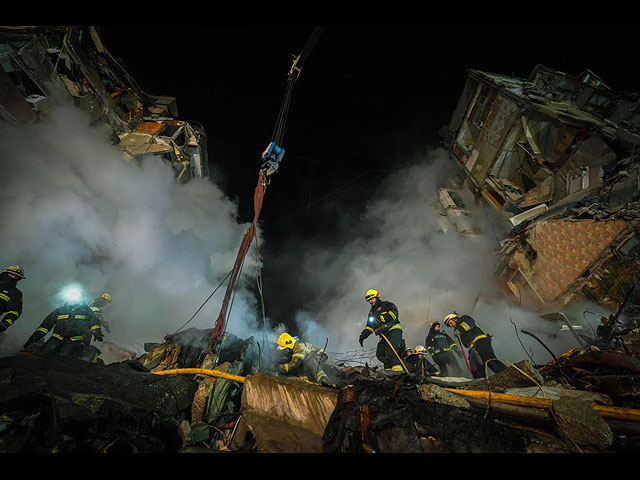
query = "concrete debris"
xmin=470 ymin=359 xmax=545 ymax=392
xmin=2 ymin=325 xmax=640 ymax=452
xmin=0 ymin=354 xmax=196 ymax=452
xmin=552 ymin=396 xmax=614 ymax=449
xmin=417 ymin=383 xmax=472 ymax=409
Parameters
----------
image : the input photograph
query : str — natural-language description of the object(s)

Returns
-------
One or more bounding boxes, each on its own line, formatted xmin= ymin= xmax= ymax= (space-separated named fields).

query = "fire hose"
xmin=380 ymin=332 xmax=409 ymax=373
xmin=444 ymin=388 xmax=640 ymax=423
xmin=151 ymin=368 xmax=246 ymax=383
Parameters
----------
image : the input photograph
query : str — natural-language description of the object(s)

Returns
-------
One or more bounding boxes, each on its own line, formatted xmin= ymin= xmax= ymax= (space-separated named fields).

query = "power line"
xmin=263 ymin=170 xmax=372 ymax=230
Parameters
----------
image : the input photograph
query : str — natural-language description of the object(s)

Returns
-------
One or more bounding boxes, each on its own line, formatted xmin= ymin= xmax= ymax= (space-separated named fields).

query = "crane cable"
xmin=271 ymin=26 xmax=325 ymax=146
xmin=208 ymin=27 xmax=325 ymax=353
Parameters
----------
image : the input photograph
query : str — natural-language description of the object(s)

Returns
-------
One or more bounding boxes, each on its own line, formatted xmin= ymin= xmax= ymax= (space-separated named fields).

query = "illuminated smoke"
xmin=277 ymin=148 xmax=598 ymax=369
xmin=0 ymin=105 xmax=265 ymax=357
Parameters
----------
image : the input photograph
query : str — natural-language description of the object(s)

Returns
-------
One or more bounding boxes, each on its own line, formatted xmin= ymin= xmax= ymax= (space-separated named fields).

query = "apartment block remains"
xmin=0 ymin=26 xmax=208 ymax=180
xmin=441 ymin=65 xmax=640 ymax=316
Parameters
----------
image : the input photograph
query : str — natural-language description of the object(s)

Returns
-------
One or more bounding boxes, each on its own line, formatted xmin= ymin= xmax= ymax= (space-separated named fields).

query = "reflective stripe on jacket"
xmin=366 ymin=300 xmax=401 ymax=336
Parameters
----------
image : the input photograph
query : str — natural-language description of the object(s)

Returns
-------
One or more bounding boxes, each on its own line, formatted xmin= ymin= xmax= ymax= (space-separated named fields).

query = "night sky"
xmin=96 ymin=24 xmax=637 ymax=333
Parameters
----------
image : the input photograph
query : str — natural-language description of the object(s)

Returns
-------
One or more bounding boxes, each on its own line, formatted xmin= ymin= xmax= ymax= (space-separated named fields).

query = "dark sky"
xmin=97 ymin=24 xmax=637 ymax=332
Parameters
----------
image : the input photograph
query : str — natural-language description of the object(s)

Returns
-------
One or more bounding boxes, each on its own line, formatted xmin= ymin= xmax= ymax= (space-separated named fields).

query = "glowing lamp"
xmin=60 ymin=283 xmax=85 ymax=305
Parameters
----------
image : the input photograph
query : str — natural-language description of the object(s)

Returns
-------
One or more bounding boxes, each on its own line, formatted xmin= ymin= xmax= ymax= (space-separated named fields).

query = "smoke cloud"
xmin=0 ymin=105 xmax=264 ymax=358
xmin=0 ymin=104 xmax=605 ymax=373
xmin=275 ymin=148 xmax=604 ymax=371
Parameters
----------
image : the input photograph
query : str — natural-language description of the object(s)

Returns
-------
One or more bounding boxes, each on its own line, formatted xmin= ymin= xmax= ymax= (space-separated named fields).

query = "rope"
xmin=214 ymin=230 xmax=252 ymax=363
xmin=253 ymin=229 xmax=274 ymax=368
xmin=173 ymin=269 xmax=233 ymax=335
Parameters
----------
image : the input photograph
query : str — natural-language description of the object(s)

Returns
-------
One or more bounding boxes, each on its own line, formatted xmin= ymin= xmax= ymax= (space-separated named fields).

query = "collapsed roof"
xmin=0 ymin=26 xmax=209 ymax=180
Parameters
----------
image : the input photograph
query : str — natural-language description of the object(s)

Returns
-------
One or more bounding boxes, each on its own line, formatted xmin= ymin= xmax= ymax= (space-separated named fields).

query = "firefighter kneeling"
xmin=23 ymin=285 xmax=104 ymax=363
xmin=275 ymin=332 xmax=333 ymax=386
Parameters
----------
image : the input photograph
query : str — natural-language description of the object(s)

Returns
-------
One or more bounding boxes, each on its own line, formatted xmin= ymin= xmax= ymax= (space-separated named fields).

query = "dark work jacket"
xmin=26 ymin=303 xmax=102 ymax=346
xmin=452 ymin=315 xmax=488 ymax=349
xmin=425 ymin=327 xmax=458 ymax=356
xmin=363 ymin=299 xmax=401 ymax=337
xmin=0 ymin=273 xmax=23 ymax=332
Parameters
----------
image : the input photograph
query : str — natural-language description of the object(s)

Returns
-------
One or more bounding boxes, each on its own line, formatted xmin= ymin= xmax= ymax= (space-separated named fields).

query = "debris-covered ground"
xmin=2 ymin=326 xmax=640 ymax=453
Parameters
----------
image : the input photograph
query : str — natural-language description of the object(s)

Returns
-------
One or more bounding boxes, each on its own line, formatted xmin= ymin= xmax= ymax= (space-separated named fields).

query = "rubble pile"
xmin=0 ymin=354 xmax=196 ymax=452
xmin=2 ymin=325 xmax=640 ymax=453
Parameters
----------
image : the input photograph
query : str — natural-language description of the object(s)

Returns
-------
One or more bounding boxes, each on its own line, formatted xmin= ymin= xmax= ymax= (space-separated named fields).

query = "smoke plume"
xmin=0 ymin=105 xmax=263 ymax=357
xmin=274 ymin=148 xmax=604 ymax=371
xmin=0 ymin=104 xmax=603 ymax=373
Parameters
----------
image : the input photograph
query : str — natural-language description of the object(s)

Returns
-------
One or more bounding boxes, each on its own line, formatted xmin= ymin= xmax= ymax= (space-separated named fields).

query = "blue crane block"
xmin=261 ymin=142 xmax=285 ymax=176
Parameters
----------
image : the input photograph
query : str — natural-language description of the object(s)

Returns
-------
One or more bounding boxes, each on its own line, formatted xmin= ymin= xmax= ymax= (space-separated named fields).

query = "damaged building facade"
xmin=0 ymin=25 xmax=208 ymax=180
xmin=442 ymin=65 xmax=640 ymax=315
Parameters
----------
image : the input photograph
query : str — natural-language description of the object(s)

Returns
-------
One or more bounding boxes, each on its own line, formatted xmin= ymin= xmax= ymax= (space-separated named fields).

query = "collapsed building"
xmin=0 ymin=25 xmax=208 ymax=180
xmin=2 ymin=24 xmax=640 ymax=452
xmin=441 ymin=65 xmax=640 ymax=323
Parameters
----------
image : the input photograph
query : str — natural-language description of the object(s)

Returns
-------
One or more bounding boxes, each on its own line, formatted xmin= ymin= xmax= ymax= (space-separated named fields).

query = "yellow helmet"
xmin=365 ymin=289 xmax=380 ymax=301
xmin=414 ymin=345 xmax=427 ymax=354
xmin=277 ymin=332 xmax=296 ymax=350
xmin=100 ymin=293 xmax=112 ymax=302
xmin=2 ymin=265 xmax=25 ymax=279
xmin=443 ymin=313 xmax=458 ymax=324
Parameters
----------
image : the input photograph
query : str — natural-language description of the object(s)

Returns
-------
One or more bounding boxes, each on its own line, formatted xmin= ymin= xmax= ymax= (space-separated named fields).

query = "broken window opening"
xmin=567 ymin=166 xmax=590 ymax=195
xmin=469 ymin=86 xmax=495 ymax=130
xmin=4 ymin=58 xmax=47 ymax=99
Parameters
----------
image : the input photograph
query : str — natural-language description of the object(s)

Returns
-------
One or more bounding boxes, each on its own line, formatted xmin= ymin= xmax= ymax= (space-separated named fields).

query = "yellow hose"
xmin=151 ymin=368 xmax=246 ymax=384
xmin=380 ymin=333 xmax=409 ymax=373
xmin=445 ymin=388 xmax=640 ymax=423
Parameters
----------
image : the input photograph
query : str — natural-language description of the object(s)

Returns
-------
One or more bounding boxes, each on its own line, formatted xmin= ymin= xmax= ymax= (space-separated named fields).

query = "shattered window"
xmin=447 ymin=190 xmax=466 ymax=208
xmin=470 ymin=86 xmax=495 ymax=129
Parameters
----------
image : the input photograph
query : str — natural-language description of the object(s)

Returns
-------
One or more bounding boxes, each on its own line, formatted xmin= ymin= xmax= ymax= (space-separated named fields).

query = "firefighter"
xmin=275 ymin=332 xmax=332 ymax=386
xmin=23 ymin=286 xmax=104 ymax=362
xmin=359 ymin=289 xmax=407 ymax=372
xmin=405 ymin=345 xmax=439 ymax=377
xmin=444 ymin=312 xmax=505 ymax=378
xmin=0 ymin=265 xmax=25 ymax=334
xmin=84 ymin=293 xmax=112 ymax=345
xmin=425 ymin=320 xmax=464 ymax=377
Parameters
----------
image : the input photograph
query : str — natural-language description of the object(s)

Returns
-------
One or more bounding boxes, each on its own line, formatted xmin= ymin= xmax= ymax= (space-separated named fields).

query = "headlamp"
xmin=60 ymin=283 xmax=86 ymax=305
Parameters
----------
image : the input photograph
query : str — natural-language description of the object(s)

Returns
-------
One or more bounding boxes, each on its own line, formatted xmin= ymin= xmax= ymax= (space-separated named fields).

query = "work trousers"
xmin=432 ymin=350 xmax=463 ymax=377
xmin=376 ymin=328 xmax=406 ymax=371
xmin=469 ymin=337 xmax=505 ymax=378
xmin=39 ymin=336 xmax=98 ymax=362
xmin=301 ymin=351 xmax=330 ymax=384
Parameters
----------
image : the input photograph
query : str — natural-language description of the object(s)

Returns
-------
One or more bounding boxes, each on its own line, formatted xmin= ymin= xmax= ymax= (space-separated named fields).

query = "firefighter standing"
xmin=359 ymin=289 xmax=407 ymax=372
xmin=0 ymin=265 xmax=25 ymax=335
xmin=425 ymin=320 xmax=464 ymax=377
xmin=23 ymin=290 xmax=104 ymax=361
xmin=444 ymin=312 xmax=505 ymax=378
xmin=275 ymin=332 xmax=332 ymax=386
